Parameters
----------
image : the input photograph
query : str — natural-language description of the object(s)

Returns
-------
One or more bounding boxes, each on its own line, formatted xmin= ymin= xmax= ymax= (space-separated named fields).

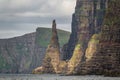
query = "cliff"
xmin=0 ymin=33 xmax=36 ymax=73
xmin=63 ymin=0 xmax=107 ymax=60
xmin=74 ymin=0 xmax=120 ymax=76
xmin=33 ymin=0 xmax=120 ymax=76
xmin=0 ymin=28 xmax=70 ymax=73
xmin=63 ymin=0 xmax=107 ymax=74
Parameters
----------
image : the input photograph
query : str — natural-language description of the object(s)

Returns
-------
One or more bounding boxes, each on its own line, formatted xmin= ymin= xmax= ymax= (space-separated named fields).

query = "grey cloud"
xmin=0 ymin=0 xmax=76 ymax=38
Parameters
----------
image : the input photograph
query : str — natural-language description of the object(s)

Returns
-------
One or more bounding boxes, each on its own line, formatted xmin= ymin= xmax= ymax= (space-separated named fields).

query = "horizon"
xmin=0 ymin=27 xmax=71 ymax=39
xmin=0 ymin=0 xmax=76 ymax=39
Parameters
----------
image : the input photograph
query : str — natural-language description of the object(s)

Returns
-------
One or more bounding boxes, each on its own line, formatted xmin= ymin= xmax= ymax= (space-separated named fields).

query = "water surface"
xmin=0 ymin=74 xmax=120 ymax=80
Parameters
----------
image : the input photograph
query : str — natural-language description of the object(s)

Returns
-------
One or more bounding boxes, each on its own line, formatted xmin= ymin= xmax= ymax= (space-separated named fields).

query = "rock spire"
xmin=50 ymin=20 xmax=60 ymax=48
xmin=33 ymin=20 xmax=60 ymax=73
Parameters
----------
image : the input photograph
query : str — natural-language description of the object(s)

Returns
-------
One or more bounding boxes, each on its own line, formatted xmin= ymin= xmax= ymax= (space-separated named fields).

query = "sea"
xmin=0 ymin=74 xmax=120 ymax=80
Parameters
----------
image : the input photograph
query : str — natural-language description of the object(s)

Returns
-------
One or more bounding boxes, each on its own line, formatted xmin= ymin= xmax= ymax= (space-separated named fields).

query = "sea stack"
xmin=50 ymin=20 xmax=60 ymax=49
xmin=45 ymin=20 xmax=60 ymax=73
xmin=33 ymin=20 xmax=61 ymax=73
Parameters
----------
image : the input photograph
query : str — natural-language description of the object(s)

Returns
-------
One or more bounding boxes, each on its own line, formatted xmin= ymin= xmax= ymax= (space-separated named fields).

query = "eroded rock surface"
xmin=63 ymin=0 xmax=107 ymax=60
xmin=74 ymin=0 xmax=120 ymax=76
xmin=33 ymin=20 xmax=61 ymax=73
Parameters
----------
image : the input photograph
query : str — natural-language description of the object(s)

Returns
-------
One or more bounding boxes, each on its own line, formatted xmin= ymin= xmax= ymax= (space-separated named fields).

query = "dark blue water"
xmin=0 ymin=74 xmax=120 ymax=80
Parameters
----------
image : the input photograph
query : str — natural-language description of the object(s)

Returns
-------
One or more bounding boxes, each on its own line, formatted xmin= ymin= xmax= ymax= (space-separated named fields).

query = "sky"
xmin=0 ymin=0 xmax=76 ymax=39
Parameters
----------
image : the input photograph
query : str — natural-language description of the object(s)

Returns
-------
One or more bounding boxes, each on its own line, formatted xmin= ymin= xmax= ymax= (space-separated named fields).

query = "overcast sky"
xmin=0 ymin=0 xmax=76 ymax=39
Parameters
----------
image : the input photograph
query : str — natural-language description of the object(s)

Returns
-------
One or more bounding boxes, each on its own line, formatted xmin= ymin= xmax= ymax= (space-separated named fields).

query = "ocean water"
xmin=0 ymin=74 xmax=120 ymax=80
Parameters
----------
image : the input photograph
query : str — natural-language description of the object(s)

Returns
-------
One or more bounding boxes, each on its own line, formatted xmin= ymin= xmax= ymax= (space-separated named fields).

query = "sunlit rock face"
xmin=74 ymin=0 xmax=120 ymax=76
xmin=74 ymin=34 xmax=101 ymax=75
xmin=67 ymin=34 xmax=100 ymax=75
xmin=67 ymin=44 xmax=84 ymax=74
xmin=85 ymin=34 xmax=100 ymax=61
xmin=63 ymin=0 xmax=107 ymax=60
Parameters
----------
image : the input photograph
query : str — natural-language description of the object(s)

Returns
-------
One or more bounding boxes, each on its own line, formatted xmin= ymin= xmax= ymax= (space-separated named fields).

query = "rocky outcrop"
xmin=67 ymin=33 xmax=100 ymax=75
xmin=33 ymin=20 xmax=61 ymax=73
xmin=74 ymin=34 xmax=100 ymax=75
xmin=34 ymin=56 xmax=55 ymax=74
xmin=43 ymin=20 xmax=60 ymax=73
xmin=0 ymin=27 xmax=70 ymax=73
xmin=63 ymin=0 xmax=107 ymax=60
xmin=67 ymin=44 xmax=83 ymax=74
xmin=85 ymin=34 xmax=100 ymax=61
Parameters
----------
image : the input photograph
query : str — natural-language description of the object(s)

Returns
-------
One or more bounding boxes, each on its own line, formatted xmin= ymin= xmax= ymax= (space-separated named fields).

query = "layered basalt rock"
xmin=67 ymin=44 xmax=84 ymax=74
xmin=63 ymin=0 xmax=107 ymax=60
xmin=98 ymin=0 xmax=120 ymax=76
xmin=74 ymin=34 xmax=101 ymax=75
xmin=63 ymin=0 xmax=107 ymax=74
xmin=85 ymin=34 xmax=100 ymax=61
xmin=74 ymin=0 xmax=120 ymax=76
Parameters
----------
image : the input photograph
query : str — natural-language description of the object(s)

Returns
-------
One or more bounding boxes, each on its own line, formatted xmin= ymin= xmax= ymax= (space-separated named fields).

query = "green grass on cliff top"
xmin=36 ymin=28 xmax=70 ymax=47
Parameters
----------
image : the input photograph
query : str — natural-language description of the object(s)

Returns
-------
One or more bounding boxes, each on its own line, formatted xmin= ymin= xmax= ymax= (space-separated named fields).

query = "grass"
xmin=36 ymin=28 xmax=70 ymax=47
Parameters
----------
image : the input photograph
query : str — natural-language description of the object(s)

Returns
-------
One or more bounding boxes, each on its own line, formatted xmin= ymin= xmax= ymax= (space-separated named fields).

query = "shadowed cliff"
xmin=63 ymin=0 xmax=107 ymax=60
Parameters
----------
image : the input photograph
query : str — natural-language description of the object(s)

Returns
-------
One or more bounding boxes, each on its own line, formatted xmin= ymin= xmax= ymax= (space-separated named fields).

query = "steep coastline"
xmin=71 ymin=0 xmax=120 ymax=76
xmin=63 ymin=0 xmax=107 ymax=60
xmin=62 ymin=0 xmax=108 ymax=74
xmin=33 ymin=0 xmax=120 ymax=76
xmin=0 ymin=0 xmax=120 ymax=76
xmin=0 ymin=28 xmax=70 ymax=73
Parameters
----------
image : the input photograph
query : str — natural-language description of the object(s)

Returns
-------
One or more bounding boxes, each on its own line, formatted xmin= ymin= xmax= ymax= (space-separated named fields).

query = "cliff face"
xmin=95 ymin=0 xmax=120 ymax=76
xmin=0 ymin=33 xmax=36 ymax=73
xmin=62 ymin=0 xmax=107 ymax=74
xmin=67 ymin=44 xmax=84 ymax=74
xmin=0 ymin=27 xmax=70 ymax=73
xmin=74 ymin=0 xmax=120 ymax=76
xmin=63 ymin=0 xmax=107 ymax=60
